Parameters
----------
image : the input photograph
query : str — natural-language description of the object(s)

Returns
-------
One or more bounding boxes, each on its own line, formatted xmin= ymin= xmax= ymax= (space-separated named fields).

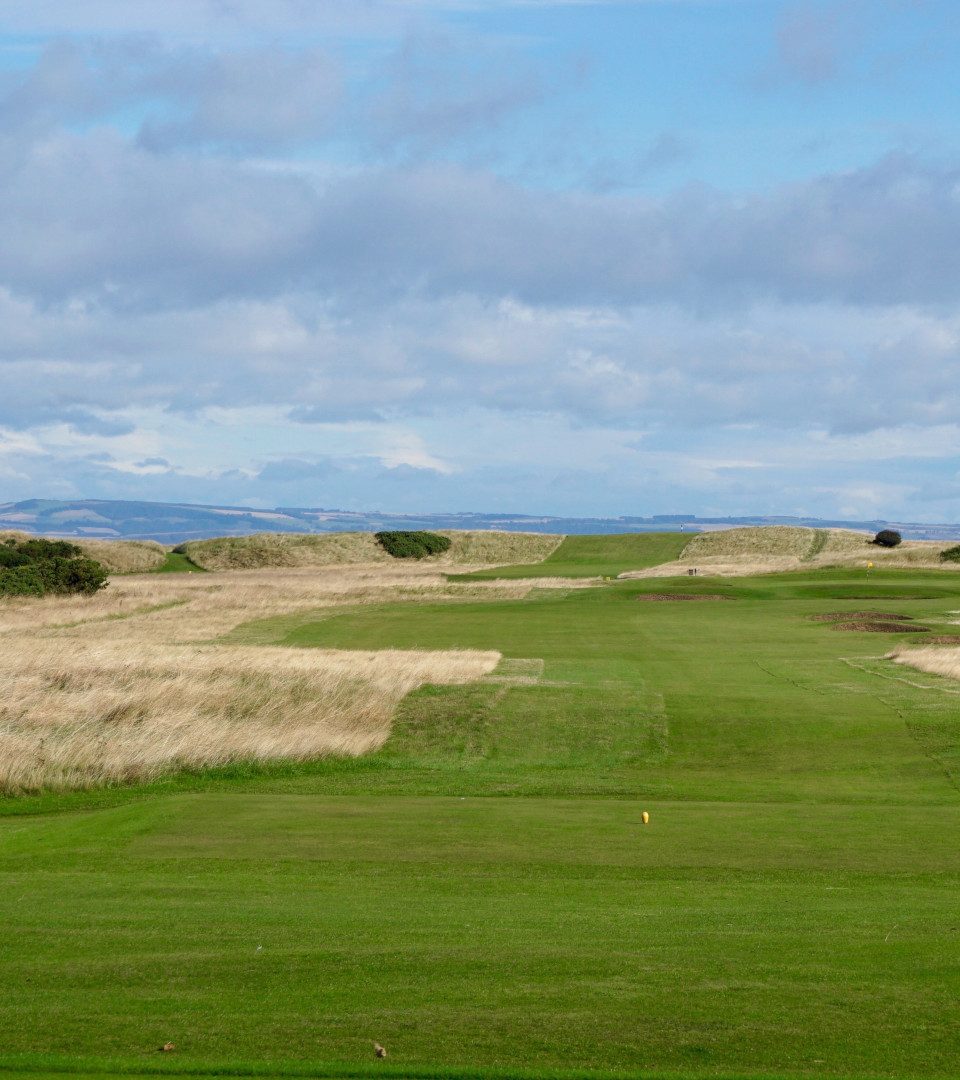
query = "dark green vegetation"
xmin=153 ymin=550 xmax=206 ymax=573
xmin=2 ymin=540 xmax=960 ymax=1080
xmin=453 ymin=531 xmax=690 ymax=579
xmin=940 ymin=544 xmax=960 ymax=563
xmin=0 ymin=537 xmax=107 ymax=596
xmin=375 ymin=530 xmax=452 ymax=559
xmin=873 ymin=529 xmax=902 ymax=547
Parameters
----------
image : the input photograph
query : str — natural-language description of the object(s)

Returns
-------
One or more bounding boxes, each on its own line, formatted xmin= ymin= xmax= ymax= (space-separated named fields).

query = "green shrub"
xmin=0 ymin=565 xmax=46 ymax=597
xmin=17 ymin=538 xmax=84 ymax=561
xmin=0 ymin=545 xmax=33 ymax=569
xmin=940 ymin=544 xmax=960 ymax=563
xmin=375 ymin=531 xmax=452 ymax=559
xmin=0 ymin=539 xmax=108 ymax=598
xmin=873 ymin=529 xmax=902 ymax=548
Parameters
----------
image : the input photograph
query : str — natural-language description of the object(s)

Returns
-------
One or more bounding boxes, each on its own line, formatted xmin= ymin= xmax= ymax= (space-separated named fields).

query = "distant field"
xmin=453 ymin=531 xmax=691 ymax=579
xmin=2 ymin=535 xmax=960 ymax=1079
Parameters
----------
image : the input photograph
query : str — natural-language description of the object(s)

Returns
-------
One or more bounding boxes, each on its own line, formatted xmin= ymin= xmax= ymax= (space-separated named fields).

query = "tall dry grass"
xmin=889 ymin=645 xmax=960 ymax=683
xmin=0 ymin=530 xmax=167 ymax=573
xmin=0 ymin=563 xmax=540 ymax=793
xmin=0 ymin=642 xmax=497 ymax=794
xmin=621 ymin=526 xmax=957 ymax=578
xmin=73 ymin=538 xmax=167 ymax=573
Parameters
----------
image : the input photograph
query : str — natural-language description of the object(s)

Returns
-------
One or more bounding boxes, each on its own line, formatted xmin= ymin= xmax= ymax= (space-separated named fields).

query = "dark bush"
xmin=0 ymin=539 xmax=108 ymax=598
xmin=873 ymin=529 xmax=902 ymax=548
xmin=0 ymin=545 xmax=33 ymax=569
xmin=940 ymin=544 xmax=960 ymax=563
xmin=375 ymin=530 xmax=452 ymax=559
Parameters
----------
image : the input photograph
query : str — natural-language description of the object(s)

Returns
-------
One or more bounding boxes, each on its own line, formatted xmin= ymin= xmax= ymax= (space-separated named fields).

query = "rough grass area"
xmin=892 ymin=641 xmax=960 ymax=681
xmin=455 ymin=532 xmax=689 ymax=579
xmin=0 ymin=564 xmax=536 ymax=792
xmin=621 ymin=525 xmax=959 ymax=578
xmin=181 ymin=531 xmax=560 ymax=571
xmin=181 ymin=532 xmax=389 ymax=570
xmin=684 ymin=525 xmax=866 ymax=558
xmin=0 ymin=531 xmax=167 ymax=573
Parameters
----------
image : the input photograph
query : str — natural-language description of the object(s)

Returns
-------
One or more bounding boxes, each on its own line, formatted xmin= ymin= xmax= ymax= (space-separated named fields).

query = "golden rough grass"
xmin=622 ymin=526 xmax=957 ymax=578
xmin=889 ymin=645 xmax=960 ymax=683
xmin=181 ymin=530 xmax=561 ymax=571
xmin=73 ymin=538 xmax=167 ymax=573
xmin=0 ymin=641 xmax=497 ymax=794
xmin=0 ymin=563 xmax=545 ymax=793
xmin=0 ymin=530 xmax=167 ymax=573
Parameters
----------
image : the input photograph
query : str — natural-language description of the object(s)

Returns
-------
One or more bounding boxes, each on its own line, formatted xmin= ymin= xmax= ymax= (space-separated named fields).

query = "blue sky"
xmin=2 ymin=0 xmax=959 ymax=520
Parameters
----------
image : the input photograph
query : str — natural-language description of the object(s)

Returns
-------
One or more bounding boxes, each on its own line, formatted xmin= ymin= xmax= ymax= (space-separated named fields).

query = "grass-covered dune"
xmin=679 ymin=525 xmax=954 ymax=568
xmin=2 ymin=533 xmax=960 ymax=1079
xmin=0 ymin=531 xmax=167 ymax=573
xmin=181 ymin=530 xmax=561 ymax=571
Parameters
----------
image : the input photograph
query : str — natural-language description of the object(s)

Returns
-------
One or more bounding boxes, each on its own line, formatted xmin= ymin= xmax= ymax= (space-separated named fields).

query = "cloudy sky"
xmin=2 ymin=0 xmax=959 ymax=520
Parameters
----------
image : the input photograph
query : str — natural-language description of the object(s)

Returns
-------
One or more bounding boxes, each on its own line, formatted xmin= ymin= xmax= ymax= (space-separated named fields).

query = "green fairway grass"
xmin=2 ymin=549 xmax=960 ymax=1079
xmin=152 ymin=552 xmax=206 ymax=573
xmin=450 ymin=531 xmax=691 ymax=579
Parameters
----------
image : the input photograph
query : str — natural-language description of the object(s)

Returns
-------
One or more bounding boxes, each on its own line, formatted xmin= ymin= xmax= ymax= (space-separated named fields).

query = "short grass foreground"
xmin=1 ymin=547 xmax=960 ymax=1080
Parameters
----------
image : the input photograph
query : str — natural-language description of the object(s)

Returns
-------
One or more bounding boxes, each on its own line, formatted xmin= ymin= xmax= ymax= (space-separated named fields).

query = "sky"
xmin=1 ymin=0 xmax=959 ymax=521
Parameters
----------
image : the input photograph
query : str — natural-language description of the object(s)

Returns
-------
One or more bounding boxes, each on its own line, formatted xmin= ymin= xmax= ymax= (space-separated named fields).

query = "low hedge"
xmin=940 ymin=544 xmax=960 ymax=563
xmin=375 ymin=530 xmax=452 ymax=559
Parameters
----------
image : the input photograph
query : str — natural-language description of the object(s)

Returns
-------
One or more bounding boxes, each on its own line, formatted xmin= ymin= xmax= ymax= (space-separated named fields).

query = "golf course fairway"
xmin=1 ymin=558 xmax=959 ymax=1080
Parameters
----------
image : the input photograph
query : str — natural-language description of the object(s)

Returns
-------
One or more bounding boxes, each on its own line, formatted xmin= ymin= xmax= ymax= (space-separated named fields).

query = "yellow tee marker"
xmin=641 ymin=810 xmax=650 ymax=825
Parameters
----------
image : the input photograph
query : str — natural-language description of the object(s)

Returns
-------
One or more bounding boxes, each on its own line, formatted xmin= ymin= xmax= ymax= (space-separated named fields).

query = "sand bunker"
xmin=809 ymin=611 xmax=913 ymax=623
xmin=833 ymin=621 xmax=931 ymax=633
xmin=635 ymin=593 xmax=732 ymax=602
xmin=915 ymin=635 xmax=960 ymax=644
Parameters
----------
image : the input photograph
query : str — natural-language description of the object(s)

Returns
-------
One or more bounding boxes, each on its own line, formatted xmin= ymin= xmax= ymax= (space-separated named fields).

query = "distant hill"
xmin=1 ymin=498 xmax=958 ymax=543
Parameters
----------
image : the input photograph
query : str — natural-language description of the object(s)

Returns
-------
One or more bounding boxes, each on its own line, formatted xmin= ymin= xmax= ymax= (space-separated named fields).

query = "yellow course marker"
xmin=641 ymin=810 xmax=650 ymax=825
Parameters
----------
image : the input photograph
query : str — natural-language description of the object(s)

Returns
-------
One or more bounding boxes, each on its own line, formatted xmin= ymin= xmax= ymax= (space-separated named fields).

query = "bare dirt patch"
xmin=635 ymin=593 xmax=732 ymax=602
xmin=809 ymin=611 xmax=913 ymax=623
xmin=833 ymin=621 xmax=931 ymax=633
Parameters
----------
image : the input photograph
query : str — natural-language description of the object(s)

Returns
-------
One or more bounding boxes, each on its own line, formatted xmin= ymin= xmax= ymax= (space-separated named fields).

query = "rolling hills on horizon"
xmin=2 ymin=497 xmax=960 ymax=543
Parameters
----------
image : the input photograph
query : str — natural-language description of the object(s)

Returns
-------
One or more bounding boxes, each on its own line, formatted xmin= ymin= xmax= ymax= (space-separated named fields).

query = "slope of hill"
xmin=0 ymin=531 xmax=167 ymax=573
xmin=620 ymin=525 xmax=958 ymax=578
xmin=181 ymin=530 xmax=561 ymax=571
xmin=3 ymin=498 xmax=960 ymax=542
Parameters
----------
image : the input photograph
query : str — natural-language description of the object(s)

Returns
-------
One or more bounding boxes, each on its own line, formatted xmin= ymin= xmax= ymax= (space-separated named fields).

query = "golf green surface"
xmin=2 ymin=552 xmax=959 ymax=1080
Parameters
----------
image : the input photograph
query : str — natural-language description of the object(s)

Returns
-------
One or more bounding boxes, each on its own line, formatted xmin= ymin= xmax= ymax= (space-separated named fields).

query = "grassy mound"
xmin=683 ymin=525 xmax=869 ymax=559
xmin=181 ymin=530 xmax=560 ymax=571
xmin=0 ymin=532 xmax=166 ymax=574
xmin=457 ymin=532 xmax=689 ymax=579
